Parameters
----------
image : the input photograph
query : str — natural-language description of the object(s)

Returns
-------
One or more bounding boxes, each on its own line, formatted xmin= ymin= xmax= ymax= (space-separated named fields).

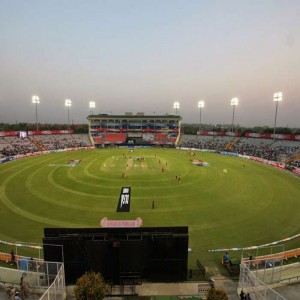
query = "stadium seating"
xmin=103 ymin=133 xmax=126 ymax=144
xmin=0 ymin=134 xmax=92 ymax=157
xmin=154 ymin=133 xmax=166 ymax=143
xmin=180 ymin=135 xmax=300 ymax=163
xmin=93 ymin=137 xmax=102 ymax=144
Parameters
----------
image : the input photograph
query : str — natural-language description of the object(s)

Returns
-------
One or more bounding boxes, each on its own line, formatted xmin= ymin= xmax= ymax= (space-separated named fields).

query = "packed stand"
xmin=180 ymin=135 xmax=232 ymax=151
xmin=34 ymin=134 xmax=91 ymax=150
xmin=290 ymin=160 xmax=300 ymax=169
xmin=180 ymin=135 xmax=300 ymax=163
xmin=0 ymin=134 xmax=92 ymax=157
xmin=229 ymin=139 xmax=299 ymax=162
xmin=0 ymin=136 xmax=39 ymax=157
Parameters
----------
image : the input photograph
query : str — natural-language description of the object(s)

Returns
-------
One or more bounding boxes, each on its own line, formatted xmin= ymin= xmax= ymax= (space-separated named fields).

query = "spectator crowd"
xmin=0 ymin=134 xmax=91 ymax=158
xmin=180 ymin=135 xmax=300 ymax=166
xmin=1 ymin=134 xmax=299 ymax=168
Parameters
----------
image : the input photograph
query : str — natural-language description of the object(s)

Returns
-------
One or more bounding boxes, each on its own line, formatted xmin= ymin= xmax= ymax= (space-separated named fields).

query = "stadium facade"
xmin=87 ymin=113 xmax=182 ymax=147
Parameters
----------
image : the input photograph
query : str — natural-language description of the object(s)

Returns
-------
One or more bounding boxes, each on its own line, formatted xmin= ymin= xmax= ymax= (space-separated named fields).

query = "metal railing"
xmin=239 ymin=262 xmax=287 ymax=300
xmin=39 ymin=263 xmax=65 ymax=300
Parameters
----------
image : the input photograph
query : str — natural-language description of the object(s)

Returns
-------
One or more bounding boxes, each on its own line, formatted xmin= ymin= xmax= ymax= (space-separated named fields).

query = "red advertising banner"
xmin=292 ymin=169 xmax=300 ymax=176
xmin=250 ymin=156 xmax=286 ymax=169
xmin=245 ymin=133 xmax=300 ymax=141
xmin=0 ymin=130 xmax=73 ymax=137
xmin=0 ymin=131 xmax=19 ymax=137
xmin=197 ymin=131 xmax=241 ymax=137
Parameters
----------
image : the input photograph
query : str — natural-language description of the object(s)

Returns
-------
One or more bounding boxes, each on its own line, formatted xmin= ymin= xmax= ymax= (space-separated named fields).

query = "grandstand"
xmin=0 ymin=132 xmax=92 ymax=157
xmin=87 ymin=113 xmax=182 ymax=147
xmin=181 ymin=134 xmax=300 ymax=165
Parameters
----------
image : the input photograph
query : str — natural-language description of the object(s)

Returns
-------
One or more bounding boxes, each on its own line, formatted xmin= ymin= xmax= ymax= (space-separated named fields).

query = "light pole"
xmin=230 ymin=98 xmax=239 ymax=133
xmin=273 ymin=92 xmax=283 ymax=138
xmin=89 ymin=101 xmax=95 ymax=115
xmin=198 ymin=100 xmax=205 ymax=131
xmin=32 ymin=95 xmax=40 ymax=130
xmin=65 ymin=99 xmax=72 ymax=130
xmin=173 ymin=102 xmax=180 ymax=115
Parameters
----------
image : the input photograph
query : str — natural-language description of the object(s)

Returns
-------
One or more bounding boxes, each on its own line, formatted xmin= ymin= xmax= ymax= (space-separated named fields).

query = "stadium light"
xmin=230 ymin=98 xmax=239 ymax=133
xmin=198 ymin=100 xmax=205 ymax=130
xmin=65 ymin=99 xmax=72 ymax=130
xmin=273 ymin=92 xmax=283 ymax=139
xmin=173 ymin=102 xmax=180 ymax=115
xmin=32 ymin=95 xmax=40 ymax=131
xmin=89 ymin=101 xmax=96 ymax=115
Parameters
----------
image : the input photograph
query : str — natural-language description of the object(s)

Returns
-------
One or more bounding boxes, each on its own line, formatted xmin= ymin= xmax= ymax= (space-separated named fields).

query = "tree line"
xmin=0 ymin=122 xmax=299 ymax=135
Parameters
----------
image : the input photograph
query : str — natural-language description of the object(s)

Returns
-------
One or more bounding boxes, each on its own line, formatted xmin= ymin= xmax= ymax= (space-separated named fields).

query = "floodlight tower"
xmin=273 ymin=92 xmax=283 ymax=138
xmin=198 ymin=100 xmax=205 ymax=130
xmin=32 ymin=95 xmax=40 ymax=130
xmin=173 ymin=102 xmax=180 ymax=115
xmin=89 ymin=101 xmax=96 ymax=115
xmin=230 ymin=98 xmax=239 ymax=133
xmin=65 ymin=99 xmax=72 ymax=130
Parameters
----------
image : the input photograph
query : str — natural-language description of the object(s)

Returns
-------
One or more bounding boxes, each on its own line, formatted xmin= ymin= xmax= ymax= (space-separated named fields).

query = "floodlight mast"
xmin=65 ymin=99 xmax=72 ymax=130
xmin=198 ymin=100 xmax=205 ymax=131
xmin=32 ymin=95 xmax=40 ymax=131
xmin=230 ymin=98 xmax=239 ymax=133
xmin=89 ymin=101 xmax=96 ymax=115
xmin=273 ymin=92 xmax=283 ymax=139
xmin=173 ymin=102 xmax=180 ymax=115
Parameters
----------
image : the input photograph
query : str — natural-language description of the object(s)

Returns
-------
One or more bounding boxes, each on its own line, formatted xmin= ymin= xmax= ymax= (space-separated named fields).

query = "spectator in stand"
xmin=223 ymin=251 xmax=229 ymax=264
xmin=10 ymin=249 xmax=15 ymax=265
xmin=245 ymin=292 xmax=251 ymax=300
xmin=20 ymin=273 xmax=28 ymax=299
xmin=180 ymin=135 xmax=299 ymax=163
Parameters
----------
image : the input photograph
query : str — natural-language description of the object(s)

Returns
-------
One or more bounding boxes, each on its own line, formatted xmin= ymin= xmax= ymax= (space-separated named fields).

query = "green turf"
xmin=0 ymin=148 xmax=299 ymax=275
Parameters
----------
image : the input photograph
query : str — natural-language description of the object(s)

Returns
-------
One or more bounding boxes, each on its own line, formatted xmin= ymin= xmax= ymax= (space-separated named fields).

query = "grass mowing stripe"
xmin=0 ymin=148 xmax=299 ymax=273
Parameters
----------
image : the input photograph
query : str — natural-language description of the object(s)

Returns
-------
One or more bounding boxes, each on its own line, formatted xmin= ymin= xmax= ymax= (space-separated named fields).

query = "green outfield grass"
xmin=0 ymin=148 xmax=299 ymax=275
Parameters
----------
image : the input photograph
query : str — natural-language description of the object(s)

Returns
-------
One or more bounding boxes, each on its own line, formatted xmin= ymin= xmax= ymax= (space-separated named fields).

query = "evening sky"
xmin=0 ymin=0 xmax=299 ymax=127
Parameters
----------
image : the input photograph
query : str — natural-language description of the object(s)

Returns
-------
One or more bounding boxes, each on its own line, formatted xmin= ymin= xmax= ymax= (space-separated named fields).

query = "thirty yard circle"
xmin=0 ymin=148 xmax=299 ymax=270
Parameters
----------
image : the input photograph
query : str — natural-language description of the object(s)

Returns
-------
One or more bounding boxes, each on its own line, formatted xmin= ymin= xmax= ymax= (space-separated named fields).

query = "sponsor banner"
xmin=179 ymin=147 xmax=216 ymax=153
xmin=49 ymin=159 xmax=82 ymax=167
xmin=225 ymin=132 xmax=241 ymax=137
xmin=272 ymin=134 xmax=295 ymax=140
xmin=14 ymin=151 xmax=49 ymax=159
xmin=100 ymin=217 xmax=142 ymax=228
xmin=238 ymin=155 xmax=251 ymax=160
xmin=292 ymin=169 xmax=300 ymax=176
xmin=197 ymin=130 xmax=221 ymax=136
xmin=0 ymin=131 xmax=19 ymax=137
xmin=245 ymin=132 xmax=272 ymax=139
xmin=0 ymin=239 xmax=42 ymax=249
xmin=116 ymin=187 xmax=131 ymax=212
xmin=246 ymin=132 xmax=261 ymax=138
xmin=220 ymin=151 xmax=239 ymax=157
xmin=245 ymin=133 xmax=300 ymax=141
xmin=68 ymin=159 xmax=81 ymax=166
xmin=250 ymin=156 xmax=286 ymax=169
xmin=0 ymin=130 xmax=73 ymax=137
xmin=191 ymin=160 xmax=209 ymax=167
xmin=0 ymin=157 xmax=16 ymax=164
xmin=197 ymin=131 xmax=241 ymax=137
xmin=208 ymin=233 xmax=300 ymax=253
